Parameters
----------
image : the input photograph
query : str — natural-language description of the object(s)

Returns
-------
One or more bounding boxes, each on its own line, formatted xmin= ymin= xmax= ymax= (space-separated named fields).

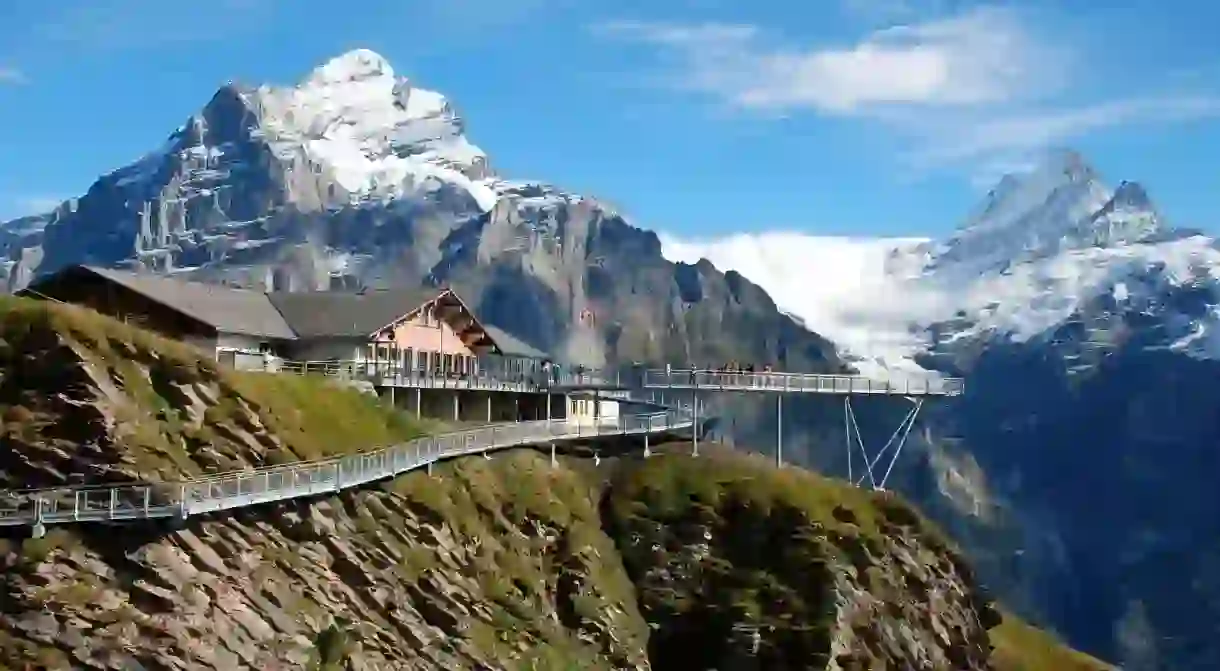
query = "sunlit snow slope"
xmin=245 ymin=48 xmax=499 ymax=209
xmin=662 ymin=150 xmax=1220 ymax=372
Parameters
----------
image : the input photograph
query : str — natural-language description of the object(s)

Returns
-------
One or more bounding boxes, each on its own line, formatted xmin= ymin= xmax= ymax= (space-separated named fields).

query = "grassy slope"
xmin=600 ymin=445 xmax=1115 ymax=670
xmin=0 ymin=296 xmax=428 ymax=487
xmin=991 ymin=614 xmax=1115 ymax=671
xmin=0 ymin=298 xmax=1111 ymax=669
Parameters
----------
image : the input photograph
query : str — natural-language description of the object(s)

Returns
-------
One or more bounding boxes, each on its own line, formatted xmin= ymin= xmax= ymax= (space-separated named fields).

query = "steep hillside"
xmin=0 ymin=299 xmax=1107 ymax=670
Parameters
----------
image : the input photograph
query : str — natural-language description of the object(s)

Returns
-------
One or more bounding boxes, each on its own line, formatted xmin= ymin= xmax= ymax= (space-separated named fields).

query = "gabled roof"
xmin=267 ymin=287 xmax=439 ymax=339
xmin=484 ymin=324 xmax=550 ymax=360
xmin=25 ymin=265 xmax=298 ymax=339
xmin=24 ymin=265 xmax=555 ymax=360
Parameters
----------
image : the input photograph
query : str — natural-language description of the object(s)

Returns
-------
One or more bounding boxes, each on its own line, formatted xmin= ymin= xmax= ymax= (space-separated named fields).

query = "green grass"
xmin=990 ymin=613 xmax=1115 ymax=671
xmin=379 ymin=450 xmax=649 ymax=668
xmin=0 ymin=296 xmax=427 ymax=485
xmin=602 ymin=446 xmax=1109 ymax=670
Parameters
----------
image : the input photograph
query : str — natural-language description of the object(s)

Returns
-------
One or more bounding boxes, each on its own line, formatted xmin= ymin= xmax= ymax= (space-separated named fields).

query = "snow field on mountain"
xmin=249 ymin=49 xmax=499 ymax=210
xmin=661 ymin=229 xmax=1220 ymax=370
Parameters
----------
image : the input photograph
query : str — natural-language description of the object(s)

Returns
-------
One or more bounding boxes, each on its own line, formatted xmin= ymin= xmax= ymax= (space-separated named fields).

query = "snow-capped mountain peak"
xmin=304 ymin=48 xmax=394 ymax=86
xmin=924 ymin=150 xmax=1160 ymax=279
xmin=662 ymin=149 xmax=1220 ymax=377
xmin=242 ymin=48 xmax=498 ymax=210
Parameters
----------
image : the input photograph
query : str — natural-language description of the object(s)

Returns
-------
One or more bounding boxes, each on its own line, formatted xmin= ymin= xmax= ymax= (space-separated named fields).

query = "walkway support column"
xmin=777 ymin=395 xmax=783 ymax=468
xmin=546 ymin=394 xmax=552 ymax=425
xmin=415 ymin=388 xmax=421 ymax=419
xmin=453 ymin=393 xmax=460 ymax=422
xmin=692 ymin=390 xmax=699 ymax=457
xmin=486 ymin=394 xmax=492 ymax=423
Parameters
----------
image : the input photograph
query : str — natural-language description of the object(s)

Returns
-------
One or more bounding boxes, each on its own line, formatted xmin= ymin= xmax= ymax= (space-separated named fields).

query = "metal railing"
xmin=643 ymin=369 xmax=965 ymax=396
xmin=0 ymin=409 xmax=693 ymax=529
xmin=269 ymin=359 xmax=624 ymax=392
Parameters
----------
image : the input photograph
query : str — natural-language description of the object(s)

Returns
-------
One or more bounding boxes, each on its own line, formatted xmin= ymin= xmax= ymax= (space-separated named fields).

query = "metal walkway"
xmin=0 ymin=409 xmax=692 ymax=535
xmin=642 ymin=369 xmax=964 ymax=396
xmin=640 ymin=369 xmax=964 ymax=491
xmin=268 ymin=361 xmax=965 ymax=398
xmin=272 ymin=360 xmax=626 ymax=393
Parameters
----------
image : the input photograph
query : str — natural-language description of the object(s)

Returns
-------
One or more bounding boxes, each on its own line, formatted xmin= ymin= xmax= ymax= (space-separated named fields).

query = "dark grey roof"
xmin=267 ymin=288 xmax=439 ymax=338
xmin=484 ymin=324 xmax=550 ymax=360
xmin=47 ymin=266 xmax=298 ymax=339
xmin=28 ymin=265 xmax=546 ymax=356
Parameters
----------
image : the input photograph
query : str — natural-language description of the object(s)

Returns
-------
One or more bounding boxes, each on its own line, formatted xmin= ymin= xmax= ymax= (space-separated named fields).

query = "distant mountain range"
xmin=6 ymin=48 xmax=1220 ymax=669
xmin=669 ymin=148 xmax=1220 ymax=669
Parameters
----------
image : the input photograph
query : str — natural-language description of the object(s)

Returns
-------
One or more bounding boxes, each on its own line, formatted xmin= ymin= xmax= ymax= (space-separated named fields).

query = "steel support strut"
xmin=776 ymin=395 xmax=783 ymax=468
xmin=844 ymin=396 xmax=924 ymax=491
xmin=693 ymin=390 xmax=699 ymax=456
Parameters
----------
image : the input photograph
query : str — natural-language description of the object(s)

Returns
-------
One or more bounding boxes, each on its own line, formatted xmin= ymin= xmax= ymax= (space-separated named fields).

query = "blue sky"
xmin=1 ymin=0 xmax=1218 ymax=238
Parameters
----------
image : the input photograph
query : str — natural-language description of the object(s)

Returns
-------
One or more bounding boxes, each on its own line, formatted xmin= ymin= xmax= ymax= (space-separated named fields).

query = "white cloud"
xmin=595 ymin=8 xmax=1220 ymax=177
xmin=0 ymin=67 xmax=25 ymax=84
xmin=595 ymin=8 xmax=1063 ymax=114
xmin=659 ymin=231 xmax=947 ymax=370
xmin=908 ymin=96 xmax=1220 ymax=167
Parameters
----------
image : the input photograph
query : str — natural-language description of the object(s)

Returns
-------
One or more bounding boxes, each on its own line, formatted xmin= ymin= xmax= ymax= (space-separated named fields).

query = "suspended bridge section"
xmin=639 ymin=368 xmax=965 ymax=492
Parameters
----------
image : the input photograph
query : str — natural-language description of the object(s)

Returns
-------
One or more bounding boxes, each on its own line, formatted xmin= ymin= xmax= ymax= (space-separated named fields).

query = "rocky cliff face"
xmin=0 ymin=298 xmax=1109 ymax=670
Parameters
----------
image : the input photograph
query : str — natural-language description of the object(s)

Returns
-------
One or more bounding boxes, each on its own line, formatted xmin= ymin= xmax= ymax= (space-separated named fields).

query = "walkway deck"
xmin=642 ymin=370 xmax=964 ymax=396
xmin=273 ymin=360 xmax=623 ymax=393
xmin=0 ymin=410 xmax=692 ymax=530
xmin=271 ymin=361 xmax=963 ymax=397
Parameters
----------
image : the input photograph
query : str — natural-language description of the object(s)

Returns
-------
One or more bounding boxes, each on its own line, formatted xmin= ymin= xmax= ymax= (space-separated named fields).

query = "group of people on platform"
xmin=711 ymin=362 xmax=774 ymax=374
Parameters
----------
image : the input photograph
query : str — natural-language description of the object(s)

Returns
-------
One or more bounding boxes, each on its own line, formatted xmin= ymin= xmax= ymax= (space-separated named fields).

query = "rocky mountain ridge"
xmin=0 ymin=48 xmax=840 ymax=377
